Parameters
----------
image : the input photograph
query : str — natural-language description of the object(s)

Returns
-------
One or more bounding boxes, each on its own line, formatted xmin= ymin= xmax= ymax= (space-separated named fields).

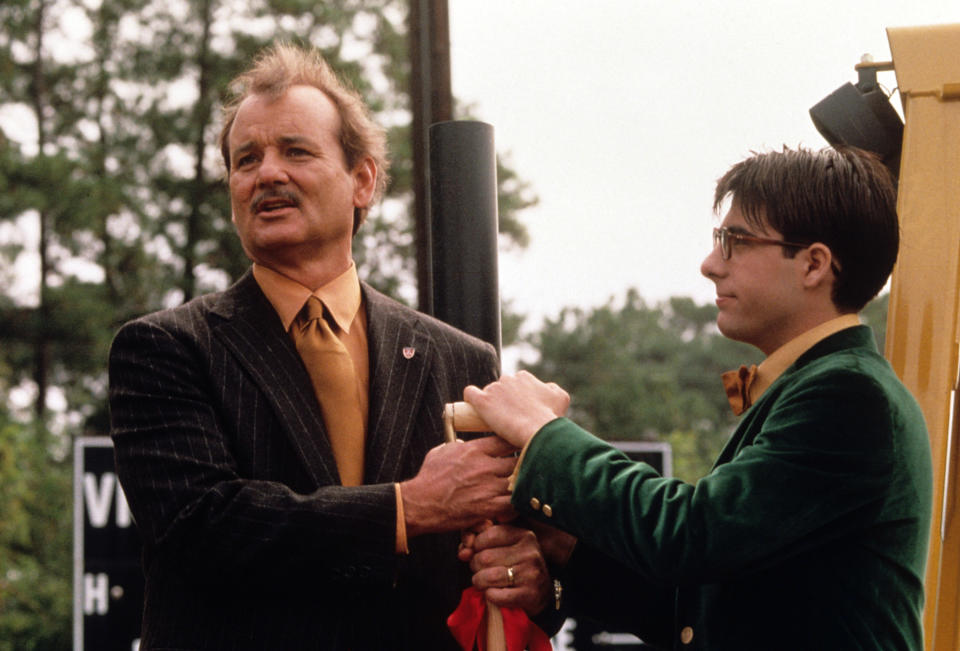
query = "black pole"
xmin=409 ymin=0 xmax=453 ymax=314
xmin=429 ymin=120 xmax=501 ymax=357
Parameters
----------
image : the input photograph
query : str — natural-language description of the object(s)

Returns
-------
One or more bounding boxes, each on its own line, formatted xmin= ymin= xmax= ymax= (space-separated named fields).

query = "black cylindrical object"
xmin=809 ymin=81 xmax=903 ymax=180
xmin=429 ymin=120 xmax=501 ymax=357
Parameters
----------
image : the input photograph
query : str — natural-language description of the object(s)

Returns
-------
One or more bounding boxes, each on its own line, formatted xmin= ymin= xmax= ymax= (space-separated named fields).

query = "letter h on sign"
xmin=74 ymin=437 xmax=144 ymax=651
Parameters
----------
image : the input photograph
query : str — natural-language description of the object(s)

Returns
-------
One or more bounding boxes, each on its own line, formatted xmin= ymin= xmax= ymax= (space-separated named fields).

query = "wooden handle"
xmin=443 ymin=401 xmax=490 ymax=437
xmin=485 ymin=602 xmax=506 ymax=651
xmin=441 ymin=402 xmax=505 ymax=649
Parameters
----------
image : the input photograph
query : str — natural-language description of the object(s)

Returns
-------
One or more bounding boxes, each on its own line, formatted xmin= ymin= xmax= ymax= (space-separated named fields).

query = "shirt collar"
xmin=252 ymin=262 xmax=362 ymax=333
xmin=749 ymin=313 xmax=862 ymax=404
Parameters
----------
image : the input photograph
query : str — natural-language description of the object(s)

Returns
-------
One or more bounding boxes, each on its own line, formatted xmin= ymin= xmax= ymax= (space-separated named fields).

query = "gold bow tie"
xmin=721 ymin=364 xmax=758 ymax=416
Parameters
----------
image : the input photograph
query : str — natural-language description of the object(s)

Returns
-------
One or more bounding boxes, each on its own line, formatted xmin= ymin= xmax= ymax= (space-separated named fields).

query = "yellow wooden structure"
xmin=883 ymin=23 xmax=960 ymax=651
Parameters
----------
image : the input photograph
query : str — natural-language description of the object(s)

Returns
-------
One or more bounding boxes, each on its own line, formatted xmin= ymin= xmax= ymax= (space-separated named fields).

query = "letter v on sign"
xmin=83 ymin=472 xmax=132 ymax=528
xmin=84 ymin=472 xmax=115 ymax=528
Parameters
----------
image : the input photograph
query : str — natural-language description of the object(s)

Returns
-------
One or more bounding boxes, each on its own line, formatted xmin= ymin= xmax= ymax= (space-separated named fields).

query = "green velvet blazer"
xmin=513 ymin=326 xmax=932 ymax=650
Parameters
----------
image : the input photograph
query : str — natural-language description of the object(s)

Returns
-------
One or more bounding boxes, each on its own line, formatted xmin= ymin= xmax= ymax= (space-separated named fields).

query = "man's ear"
xmin=800 ymin=243 xmax=835 ymax=290
xmin=351 ymin=156 xmax=377 ymax=208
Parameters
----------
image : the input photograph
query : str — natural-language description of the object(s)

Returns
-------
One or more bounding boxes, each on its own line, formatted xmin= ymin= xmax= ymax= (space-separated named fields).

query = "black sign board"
xmin=73 ymin=437 xmax=143 ymax=651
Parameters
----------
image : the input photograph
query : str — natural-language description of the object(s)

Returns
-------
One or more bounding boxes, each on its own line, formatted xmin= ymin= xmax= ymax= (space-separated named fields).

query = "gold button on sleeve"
xmin=680 ymin=626 xmax=694 ymax=645
xmin=542 ymin=504 xmax=553 ymax=517
xmin=529 ymin=497 xmax=541 ymax=510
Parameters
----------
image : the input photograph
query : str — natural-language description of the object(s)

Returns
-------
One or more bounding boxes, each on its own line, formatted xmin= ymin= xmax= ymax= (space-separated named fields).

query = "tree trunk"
xmin=30 ymin=0 xmax=49 ymax=422
xmin=182 ymin=0 xmax=215 ymax=303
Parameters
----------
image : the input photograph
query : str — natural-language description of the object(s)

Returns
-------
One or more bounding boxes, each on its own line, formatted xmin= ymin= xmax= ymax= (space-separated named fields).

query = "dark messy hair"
xmin=714 ymin=145 xmax=898 ymax=312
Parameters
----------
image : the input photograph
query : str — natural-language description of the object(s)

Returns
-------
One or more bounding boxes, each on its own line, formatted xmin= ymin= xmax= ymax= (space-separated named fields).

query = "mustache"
xmin=252 ymin=190 xmax=300 ymax=213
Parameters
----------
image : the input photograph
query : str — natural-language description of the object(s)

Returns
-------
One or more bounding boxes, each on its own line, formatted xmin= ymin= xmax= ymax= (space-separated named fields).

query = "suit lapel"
xmin=363 ymin=284 xmax=433 ymax=483
xmin=208 ymin=271 xmax=340 ymax=486
xmin=713 ymin=325 xmax=877 ymax=467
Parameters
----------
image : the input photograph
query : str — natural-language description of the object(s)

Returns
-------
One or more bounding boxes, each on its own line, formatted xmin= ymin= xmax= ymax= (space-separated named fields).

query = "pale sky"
xmin=2 ymin=2 xmax=956 ymax=329
xmin=448 ymin=1 xmax=958 ymax=335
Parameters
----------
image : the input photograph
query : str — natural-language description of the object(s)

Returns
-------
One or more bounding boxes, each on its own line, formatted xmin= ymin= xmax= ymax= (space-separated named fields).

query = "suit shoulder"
xmin=112 ymin=291 xmax=224 ymax=354
xmin=792 ymin=345 xmax=900 ymax=396
xmin=123 ymin=292 xmax=219 ymax=329
xmin=362 ymin=284 xmax=496 ymax=356
xmin=413 ymin=308 xmax=494 ymax=352
xmin=772 ymin=346 xmax=927 ymax=444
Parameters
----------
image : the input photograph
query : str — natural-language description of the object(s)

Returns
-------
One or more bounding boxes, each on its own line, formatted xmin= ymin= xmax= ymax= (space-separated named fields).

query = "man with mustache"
xmin=108 ymin=43 xmax=552 ymax=650
xmin=464 ymin=146 xmax=932 ymax=650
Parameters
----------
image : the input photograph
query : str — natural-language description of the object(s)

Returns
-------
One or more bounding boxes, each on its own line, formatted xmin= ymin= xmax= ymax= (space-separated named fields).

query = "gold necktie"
xmin=292 ymin=296 xmax=365 ymax=486
xmin=721 ymin=364 xmax=758 ymax=416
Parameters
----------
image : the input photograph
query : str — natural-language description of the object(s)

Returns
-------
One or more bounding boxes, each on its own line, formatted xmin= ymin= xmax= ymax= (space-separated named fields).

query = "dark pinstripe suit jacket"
xmin=108 ymin=269 xmax=499 ymax=650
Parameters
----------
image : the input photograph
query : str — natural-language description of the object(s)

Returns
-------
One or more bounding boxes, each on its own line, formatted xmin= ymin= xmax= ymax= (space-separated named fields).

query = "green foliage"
xmin=523 ymin=289 xmax=761 ymax=483
xmin=0 ymin=417 xmax=72 ymax=651
xmin=663 ymin=428 xmax=719 ymax=486
xmin=0 ymin=0 xmax=537 ymax=419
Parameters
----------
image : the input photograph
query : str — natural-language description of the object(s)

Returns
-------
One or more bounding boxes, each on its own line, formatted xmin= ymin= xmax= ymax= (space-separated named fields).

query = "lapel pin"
xmin=402 ymin=346 xmax=416 ymax=359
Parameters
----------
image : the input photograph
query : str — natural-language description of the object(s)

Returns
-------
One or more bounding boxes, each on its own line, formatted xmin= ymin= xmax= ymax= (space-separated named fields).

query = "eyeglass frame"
xmin=711 ymin=226 xmax=809 ymax=261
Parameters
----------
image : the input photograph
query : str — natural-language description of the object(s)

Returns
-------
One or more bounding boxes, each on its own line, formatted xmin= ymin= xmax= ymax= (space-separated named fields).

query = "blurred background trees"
xmin=0 ymin=1 xmax=889 ymax=647
xmin=0 ymin=1 xmax=536 ymax=646
xmin=0 ymin=0 xmax=534 ymax=434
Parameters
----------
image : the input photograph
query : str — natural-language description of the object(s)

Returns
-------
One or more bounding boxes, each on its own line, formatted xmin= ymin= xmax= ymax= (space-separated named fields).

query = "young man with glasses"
xmin=460 ymin=146 xmax=932 ymax=650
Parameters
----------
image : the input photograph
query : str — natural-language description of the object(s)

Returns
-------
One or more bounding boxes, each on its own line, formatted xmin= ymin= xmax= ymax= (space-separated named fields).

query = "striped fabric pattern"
xmin=109 ymin=270 xmax=499 ymax=650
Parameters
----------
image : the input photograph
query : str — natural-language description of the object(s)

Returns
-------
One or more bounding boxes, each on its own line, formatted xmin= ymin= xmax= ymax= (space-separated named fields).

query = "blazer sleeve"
xmin=109 ymin=315 xmax=398 ymax=591
xmin=511 ymin=364 xmax=902 ymax=586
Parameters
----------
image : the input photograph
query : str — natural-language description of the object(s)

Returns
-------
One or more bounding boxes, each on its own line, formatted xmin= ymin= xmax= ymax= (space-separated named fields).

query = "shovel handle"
xmin=443 ymin=402 xmax=489 ymax=441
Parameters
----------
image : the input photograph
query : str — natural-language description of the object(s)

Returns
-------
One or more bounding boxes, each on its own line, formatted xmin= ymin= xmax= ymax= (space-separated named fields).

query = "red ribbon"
xmin=447 ymin=587 xmax=553 ymax=651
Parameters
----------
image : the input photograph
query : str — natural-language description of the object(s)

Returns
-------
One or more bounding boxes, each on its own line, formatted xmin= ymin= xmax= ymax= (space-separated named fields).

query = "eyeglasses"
xmin=712 ymin=227 xmax=809 ymax=261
